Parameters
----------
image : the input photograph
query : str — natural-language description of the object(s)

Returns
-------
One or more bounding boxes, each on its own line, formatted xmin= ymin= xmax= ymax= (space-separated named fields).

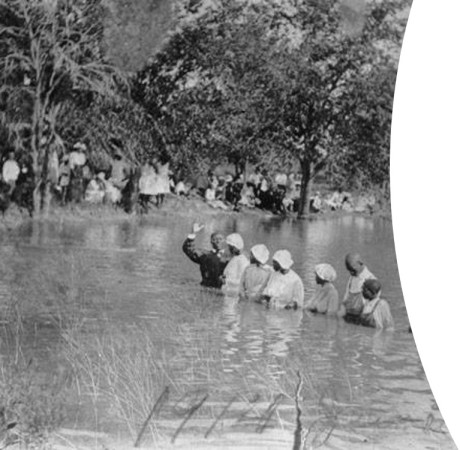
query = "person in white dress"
xmin=138 ymin=160 xmax=158 ymax=212
xmin=221 ymin=233 xmax=250 ymax=297
xmin=239 ymin=244 xmax=272 ymax=302
xmin=2 ymin=151 xmax=20 ymax=192
xmin=155 ymin=157 xmax=171 ymax=207
xmin=262 ymin=250 xmax=305 ymax=310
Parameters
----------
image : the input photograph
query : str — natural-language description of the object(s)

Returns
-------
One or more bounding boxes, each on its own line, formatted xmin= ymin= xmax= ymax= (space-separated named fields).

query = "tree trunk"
xmin=33 ymin=185 xmax=41 ymax=216
xmin=42 ymin=182 xmax=52 ymax=217
xmin=31 ymin=151 xmax=41 ymax=216
xmin=297 ymin=158 xmax=313 ymax=219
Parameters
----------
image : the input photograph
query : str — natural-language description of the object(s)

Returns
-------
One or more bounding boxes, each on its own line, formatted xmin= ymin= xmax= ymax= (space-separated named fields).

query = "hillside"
xmin=102 ymin=0 xmax=174 ymax=73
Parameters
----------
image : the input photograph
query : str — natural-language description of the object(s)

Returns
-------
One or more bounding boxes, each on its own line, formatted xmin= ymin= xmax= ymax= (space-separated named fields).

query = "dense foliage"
xmin=0 ymin=0 xmax=410 ymax=216
xmin=0 ymin=0 xmax=125 ymax=212
xmin=134 ymin=0 xmax=409 ymax=216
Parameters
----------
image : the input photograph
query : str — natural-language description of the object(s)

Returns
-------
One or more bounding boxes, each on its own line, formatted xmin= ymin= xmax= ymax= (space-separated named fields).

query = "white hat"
xmin=315 ymin=263 xmax=337 ymax=282
xmin=250 ymin=244 xmax=269 ymax=265
xmin=273 ymin=250 xmax=293 ymax=270
xmin=226 ymin=233 xmax=244 ymax=251
xmin=73 ymin=142 xmax=87 ymax=151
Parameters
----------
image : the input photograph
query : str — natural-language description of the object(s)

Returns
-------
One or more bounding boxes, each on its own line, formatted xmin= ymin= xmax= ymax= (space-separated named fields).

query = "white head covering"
xmin=250 ymin=244 xmax=270 ymax=265
xmin=315 ymin=263 xmax=337 ymax=282
xmin=73 ymin=142 xmax=87 ymax=151
xmin=226 ymin=233 xmax=244 ymax=251
xmin=273 ymin=250 xmax=293 ymax=270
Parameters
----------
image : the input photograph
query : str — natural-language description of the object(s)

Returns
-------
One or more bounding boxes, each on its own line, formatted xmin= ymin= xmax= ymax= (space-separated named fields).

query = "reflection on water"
xmin=221 ymin=298 xmax=303 ymax=366
xmin=1 ymin=215 xmax=453 ymax=446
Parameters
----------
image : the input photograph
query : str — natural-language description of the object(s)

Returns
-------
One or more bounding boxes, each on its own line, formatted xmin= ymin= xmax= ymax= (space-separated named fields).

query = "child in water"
xmin=306 ymin=263 xmax=340 ymax=315
xmin=360 ymin=279 xmax=394 ymax=329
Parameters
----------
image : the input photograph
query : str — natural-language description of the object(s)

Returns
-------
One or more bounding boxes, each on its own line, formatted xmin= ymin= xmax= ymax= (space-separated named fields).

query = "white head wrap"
xmin=315 ymin=263 xmax=337 ymax=282
xmin=73 ymin=142 xmax=87 ymax=151
xmin=273 ymin=250 xmax=293 ymax=270
xmin=226 ymin=233 xmax=244 ymax=251
xmin=250 ymin=244 xmax=270 ymax=265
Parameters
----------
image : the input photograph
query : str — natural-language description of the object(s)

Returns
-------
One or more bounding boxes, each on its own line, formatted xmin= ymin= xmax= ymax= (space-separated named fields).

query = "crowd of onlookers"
xmin=0 ymin=145 xmax=378 ymax=216
xmin=176 ymin=167 xmax=378 ymax=216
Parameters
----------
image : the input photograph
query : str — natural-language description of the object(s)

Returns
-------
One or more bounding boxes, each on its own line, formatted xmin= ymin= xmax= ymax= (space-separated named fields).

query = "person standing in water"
xmin=360 ymin=279 xmax=394 ymax=329
xmin=306 ymin=263 xmax=340 ymax=315
xmin=182 ymin=223 xmax=230 ymax=288
xmin=221 ymin=233 xmax=250 ymax=296
xmin=342 ymin=253 xmax=376 ymax=323
xmin=239 ymin=244 xmax=272 ymax=302
xmin=261 ymin=250 xmax=305 ymax=310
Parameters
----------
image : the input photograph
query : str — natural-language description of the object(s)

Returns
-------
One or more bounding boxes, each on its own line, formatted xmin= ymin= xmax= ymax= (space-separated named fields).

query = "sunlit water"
xmin=0 ymin=214 xmax=454 ymax=448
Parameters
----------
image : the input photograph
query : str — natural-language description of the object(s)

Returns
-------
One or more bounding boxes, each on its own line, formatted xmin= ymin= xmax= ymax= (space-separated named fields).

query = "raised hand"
xmin=192 ymin=223 xmax=205 ymax=234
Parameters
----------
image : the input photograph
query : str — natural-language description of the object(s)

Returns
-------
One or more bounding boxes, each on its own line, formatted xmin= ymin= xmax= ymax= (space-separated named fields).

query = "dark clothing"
xmin=182 ymin=238 xmax=229 ymax=288
xmin=343 ymin=313 xmax=364 ymax=326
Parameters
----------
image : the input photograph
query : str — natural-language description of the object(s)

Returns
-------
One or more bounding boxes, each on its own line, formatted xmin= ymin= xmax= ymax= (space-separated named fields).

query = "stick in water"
xmin=134 ymin=386 xmax=170 ymax=448
xmin=204 ymin=395 xmax=237 ymax=438
xmin=256 ymin=393 xmax=284 ymax=434
xmin=171 ymin=394 xmax=209 ymax=444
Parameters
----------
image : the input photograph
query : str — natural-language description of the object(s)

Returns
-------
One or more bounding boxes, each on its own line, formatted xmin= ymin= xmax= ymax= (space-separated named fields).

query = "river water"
xmin=0 ymin=214 xmax=455 ymax=449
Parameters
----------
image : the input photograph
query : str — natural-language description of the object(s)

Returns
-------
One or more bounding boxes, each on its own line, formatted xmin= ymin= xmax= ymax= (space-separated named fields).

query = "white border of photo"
xmin=392 ymin=0 xmax=460 ymax=446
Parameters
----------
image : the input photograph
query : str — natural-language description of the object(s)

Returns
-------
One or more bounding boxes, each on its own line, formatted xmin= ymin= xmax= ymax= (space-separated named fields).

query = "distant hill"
xmin=101 ymin=0 xmax=404 ymax=74
xmin=102 ymin=0 xmax=174 ymax=73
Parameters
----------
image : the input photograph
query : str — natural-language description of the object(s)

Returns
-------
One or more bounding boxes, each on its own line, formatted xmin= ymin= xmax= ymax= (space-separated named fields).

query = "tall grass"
xmin=61 ymin=305 xmax=348 ymax=448
xmin=0 ymin=248 xmax=97 ymax=448
xmin=0 ymin=245 xmax=350 ymax=448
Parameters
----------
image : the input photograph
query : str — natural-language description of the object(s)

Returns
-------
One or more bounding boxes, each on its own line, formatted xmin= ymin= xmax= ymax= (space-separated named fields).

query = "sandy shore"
xmin=49 ymin=424 xmax=455 ymax=450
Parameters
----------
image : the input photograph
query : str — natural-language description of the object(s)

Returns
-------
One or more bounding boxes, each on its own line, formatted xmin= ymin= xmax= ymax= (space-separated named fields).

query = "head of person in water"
xmin=272 ymin=250 xmax=293 ymax=274
xmin=250 ymin=244 xmax=269 ymax=266
xmin=315 ymin=263 xmax=337 ymax=286
xmin=362 ymin=279 xmax=382 ymax=301
xmin=226 ymin=233 xmax=244 ymax=255
xmin=210 ymin=232 xmax=226 ymax=252
xmin=345 ymin=253 xmax=365 ymax=277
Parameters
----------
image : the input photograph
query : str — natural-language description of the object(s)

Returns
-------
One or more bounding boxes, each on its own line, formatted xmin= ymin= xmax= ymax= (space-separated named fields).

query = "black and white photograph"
xmin=0 ymin=0 xmax=457 ymax=448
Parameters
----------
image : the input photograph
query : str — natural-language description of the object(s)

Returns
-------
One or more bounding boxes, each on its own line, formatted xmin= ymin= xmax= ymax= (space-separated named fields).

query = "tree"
xmin=134 ymin=0 xmax=409 ymax=215
xmin=134 ymin=2 xmax=288 ymax=177
xmin=0 ymin=0 xmax=124 ymax=214
xmin=247 ymin=0 xmax=408 ymax=217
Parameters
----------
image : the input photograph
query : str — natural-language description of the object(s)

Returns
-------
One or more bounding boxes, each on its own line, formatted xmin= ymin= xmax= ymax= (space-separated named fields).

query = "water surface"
xmin=0 ymin=214 xmax=454 ymax=448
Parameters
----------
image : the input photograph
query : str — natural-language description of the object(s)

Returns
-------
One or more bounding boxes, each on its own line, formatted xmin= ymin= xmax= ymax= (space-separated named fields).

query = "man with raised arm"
xmin=182 ymin=223 xmax=230 ymax=288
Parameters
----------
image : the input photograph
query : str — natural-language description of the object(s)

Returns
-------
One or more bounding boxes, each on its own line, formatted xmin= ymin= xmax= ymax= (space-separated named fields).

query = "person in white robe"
xmin=221 ymin=233 xmax=249 ymax=296
xmin=239 ymin=244 xmax=272 ymax=302
xmin=262 ymin=250 xmax=305 ymax=310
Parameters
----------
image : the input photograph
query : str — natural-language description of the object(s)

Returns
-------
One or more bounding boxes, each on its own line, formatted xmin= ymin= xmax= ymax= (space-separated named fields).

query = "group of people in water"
xmin=183 ymin=223 xmax=394 ymax=329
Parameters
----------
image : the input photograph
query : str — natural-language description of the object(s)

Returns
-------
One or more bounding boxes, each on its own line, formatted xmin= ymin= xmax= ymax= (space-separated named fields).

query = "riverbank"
xmin=0 ymin=193 xmax=391 ymax=232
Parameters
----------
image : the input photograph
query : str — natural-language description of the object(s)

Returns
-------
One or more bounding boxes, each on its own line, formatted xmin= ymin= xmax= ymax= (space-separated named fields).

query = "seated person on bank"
xmin=360 ymin=279 xmax=394 ymax=330
xmin=182 ymin=223 xmax=230 ymax=288
xmin=306 ymin=263 xmax=340 ymax=315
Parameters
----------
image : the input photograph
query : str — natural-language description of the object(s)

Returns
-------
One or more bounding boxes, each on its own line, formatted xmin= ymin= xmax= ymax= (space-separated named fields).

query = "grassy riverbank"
xmin=0 ymin=192 xmax=391 ymax=233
